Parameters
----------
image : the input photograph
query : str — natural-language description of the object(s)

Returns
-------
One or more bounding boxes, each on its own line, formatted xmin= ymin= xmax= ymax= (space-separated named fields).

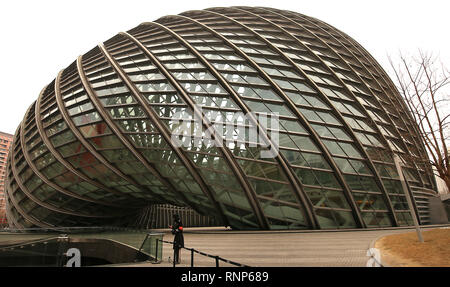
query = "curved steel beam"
xmin=120 ymin=31 xmax=273 ymax=229
xmin=8 ymin=125 xmax=54 ymax=228
xmin=344 ymin=32 xmax=434 ymax=186
xmin=77 ymin=55 xmax=188 ymax=207
xmin=4 ymin=193 xmax=22 ymax=229
xmin=149 ymin=18 xmax=318 ymax=229
xmin=98 ymin=42 xmax=233 ymax=228
xmin=201 ymin=7 xmax=399 ymax=226
xmin=19 ymin=105 xmax=119 ymax=219
xmin=230 ymin=6 xmax=401 ymax=225
xmin=34 ymin=84 xmax=131 ymax=209
xmin=54 ymin=69 xmax=143 ymax=202
xmin=293 ymin=11 xmax=432 ymax=175
xmin=180 ymin=8 xmax=363 ymax=227
xmin=273 ymin=8 xmax=428 ymax=180
xmin=266 ymin=8 xmax=430 ymax=216
xmin=114 ymin=32 xmax=258 ymax=227
xmin=288 ymin=12 xmax=432 ymax=219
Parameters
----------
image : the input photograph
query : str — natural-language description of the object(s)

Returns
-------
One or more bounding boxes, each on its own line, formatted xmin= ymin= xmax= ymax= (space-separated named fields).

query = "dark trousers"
xmin=174 ymin=247 xmax=180 ymax=263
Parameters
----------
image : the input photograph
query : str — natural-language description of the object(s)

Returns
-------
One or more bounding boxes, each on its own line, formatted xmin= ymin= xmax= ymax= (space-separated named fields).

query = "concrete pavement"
xmin=120 ymin=225 xmax=450 ymax=267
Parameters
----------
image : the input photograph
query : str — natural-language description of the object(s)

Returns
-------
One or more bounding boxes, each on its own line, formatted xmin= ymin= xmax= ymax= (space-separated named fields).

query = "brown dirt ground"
xmin=375 ymin=228 xmax=450 ymax=267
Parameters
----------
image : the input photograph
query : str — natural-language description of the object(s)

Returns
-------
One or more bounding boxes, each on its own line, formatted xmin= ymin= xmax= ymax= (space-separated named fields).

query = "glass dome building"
xmin=4 ymin=7 xmax=438 ymax=230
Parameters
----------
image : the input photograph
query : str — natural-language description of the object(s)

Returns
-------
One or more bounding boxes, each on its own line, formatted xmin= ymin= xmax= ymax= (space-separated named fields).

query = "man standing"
xmin=170 ymin=213 xmax=184 ymax=264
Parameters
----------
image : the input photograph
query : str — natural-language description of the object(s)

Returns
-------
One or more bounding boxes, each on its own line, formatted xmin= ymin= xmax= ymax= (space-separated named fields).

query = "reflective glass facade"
xmin=4 ymin=7 xmax=437 ymax=230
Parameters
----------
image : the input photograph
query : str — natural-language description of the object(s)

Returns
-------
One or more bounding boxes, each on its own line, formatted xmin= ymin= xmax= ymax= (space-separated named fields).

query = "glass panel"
xmin=353 ymin=193 xmax=388 ymax=210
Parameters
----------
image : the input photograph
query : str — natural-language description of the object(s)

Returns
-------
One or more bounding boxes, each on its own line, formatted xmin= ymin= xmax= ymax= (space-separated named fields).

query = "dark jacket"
xmin=171 ymin=220 xmax=184 ymax=249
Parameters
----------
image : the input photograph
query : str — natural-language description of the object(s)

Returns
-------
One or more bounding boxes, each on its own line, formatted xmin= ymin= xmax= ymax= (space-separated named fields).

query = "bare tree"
xmin=389 ymin=51 xmax=450 ymax=192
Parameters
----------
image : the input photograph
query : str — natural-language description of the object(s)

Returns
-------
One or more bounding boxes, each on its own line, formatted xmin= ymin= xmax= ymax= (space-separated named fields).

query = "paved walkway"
xmin=121 ymin=225 xmax=449 ymax=267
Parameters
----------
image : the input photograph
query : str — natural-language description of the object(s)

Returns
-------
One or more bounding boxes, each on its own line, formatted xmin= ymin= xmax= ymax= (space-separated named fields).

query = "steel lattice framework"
xmin=4 ymin=7 xmax=437 ymax=230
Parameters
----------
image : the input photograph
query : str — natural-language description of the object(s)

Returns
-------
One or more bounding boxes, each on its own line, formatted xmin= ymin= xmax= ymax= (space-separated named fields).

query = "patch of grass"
xmin=375 ymin=228 xmax=450 ymax=267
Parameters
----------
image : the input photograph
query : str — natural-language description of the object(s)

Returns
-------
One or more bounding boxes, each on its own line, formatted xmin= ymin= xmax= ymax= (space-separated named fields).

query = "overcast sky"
xmin=1 ymin=0 xmax=449 ymax=135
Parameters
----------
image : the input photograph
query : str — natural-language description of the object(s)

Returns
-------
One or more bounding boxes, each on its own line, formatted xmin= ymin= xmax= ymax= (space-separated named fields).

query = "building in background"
xmin=4 ymin=7 xmax=448 ymax=230
xmin=0 ymin=131 xmax=13 ymax=227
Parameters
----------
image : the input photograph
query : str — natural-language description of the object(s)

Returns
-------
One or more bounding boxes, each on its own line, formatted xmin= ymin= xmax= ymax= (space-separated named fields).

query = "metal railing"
xmin=158 ymin=239 xmax=250 ymax=267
